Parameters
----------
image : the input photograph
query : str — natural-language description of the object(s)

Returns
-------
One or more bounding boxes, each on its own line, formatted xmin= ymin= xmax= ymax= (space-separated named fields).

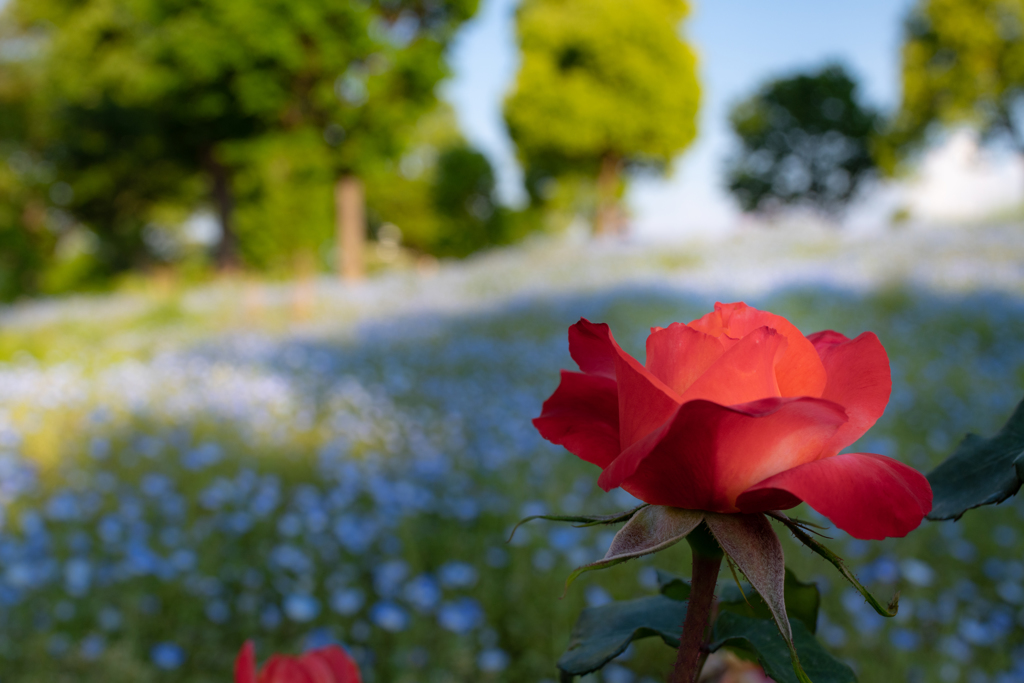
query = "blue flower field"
xmin=0 ymin=225 xmax=1023 ymax=682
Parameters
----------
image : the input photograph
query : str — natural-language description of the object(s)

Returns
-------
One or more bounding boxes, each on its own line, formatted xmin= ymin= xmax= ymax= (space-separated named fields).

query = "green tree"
xmin=725 ymin=64 xmax=880 ymax=215
xmin=885 ymin=0 xmax=1024 ymax=171
xmin=362 ymin=104 xmax=517 ymax=259
xmin=429 ymin=145 xmax=509 ymax=256
xmin=503 ymin=0 xmax=700 ymax=235
xmin=4 ymin=0 xmax=476 ymax=275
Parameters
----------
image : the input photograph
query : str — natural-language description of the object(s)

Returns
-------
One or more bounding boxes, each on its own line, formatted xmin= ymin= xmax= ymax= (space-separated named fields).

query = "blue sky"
xmin=442 ymin=0 xmax=918 ymax=238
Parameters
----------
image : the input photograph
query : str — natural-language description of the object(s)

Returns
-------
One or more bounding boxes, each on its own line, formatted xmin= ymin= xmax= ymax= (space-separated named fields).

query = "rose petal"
xmin=568 ymin=319 xmax=617 ymax=378
xmin=736 ymin=452 xmax=932 ymax=540
xmin=811 ymin=331 xmax=892 ymax=456
xmin=566 ymin=319 xmax=681 ymax=450
xmin=298 ymin=656 xmax=339 ymax=683
xmin=645 ymin=323 xmax=725 ymax=395
xmin=615 ymin=349 xmax=681 ymax=450
xmin=259 ymin=656 xmax=317 ymax=683
xmin=677 ymin=327 xmax=786 ymax=406
xmin=235 ymin=641 xmax=257 ymax=683
xmin=690 ymin=302 xmax=827 ymax=398
xmin=807 ymin=329 xmax=849 ymax=353
xmin=597 ymin=397 xmax=847 ymax=512
xmin=300 ymin=647 xmax=361 ymax=683
xmin=534 ymin=371 xmax=620 ymax=468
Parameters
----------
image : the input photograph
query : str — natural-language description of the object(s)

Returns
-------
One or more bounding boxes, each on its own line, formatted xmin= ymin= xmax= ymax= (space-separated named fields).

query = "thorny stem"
xmin=669 ymin=523 xmax=723 ymax=683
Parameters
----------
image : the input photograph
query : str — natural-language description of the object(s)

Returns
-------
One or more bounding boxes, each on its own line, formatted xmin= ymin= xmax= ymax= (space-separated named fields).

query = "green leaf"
xmin=769 ymin=512 xmax=898 ymax=618
xmin=657 ymin=567 xmax=821 ymax=634
xmin=719 ymin=569 xmax=821 ymax=635
xmin=556 ymin=595 xmax=687 ymax=676
xmin=562 ymin=506 xmax=704 ymax=593
xmin=927 ymin=395 xmax=1024 ymax=521
xmin=704 ymin=512 xmax=809 ymax=682
xmin=781 ymin=569 xmax=821 ymax=635
xmin=710 ymin=612 xmax=856 ymax=683
xmin=506 ymin=504 xmax=648 ymax=542
xmin=655 ymin=568 xmax=691 ymax=602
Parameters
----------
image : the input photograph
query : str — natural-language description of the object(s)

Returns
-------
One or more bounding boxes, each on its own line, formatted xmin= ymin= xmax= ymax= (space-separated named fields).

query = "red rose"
xmin=235 ymin=641 xmax=361 ymax=683
xmin=533 ymin=302 xmax=932 ymax=540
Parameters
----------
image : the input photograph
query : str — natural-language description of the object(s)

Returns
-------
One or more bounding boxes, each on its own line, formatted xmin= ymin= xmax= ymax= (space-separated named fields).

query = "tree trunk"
xmin=595 ymin=154 xmax=623 ymax=236
xmin=205 ymin=151 xmax=239 ymax=270
xmin=336 ymin=174 xmax=366 ymax=282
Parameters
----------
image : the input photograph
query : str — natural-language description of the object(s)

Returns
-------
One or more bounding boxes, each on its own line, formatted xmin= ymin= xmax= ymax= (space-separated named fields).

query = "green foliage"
xmin=927 ymin=394 xmax=1024 ymax=520
xmin=227 ymin=129 xmax=335 ymax=272
xmin=886 ymin=0 xmax=1024 ymax=169
xmin=709 ymin=613 xmax=856 ymax=683
xmin=726 ymin=64 xmax=880 ymax=214
xmin=0 ymin=0 xmax=479 ymax=286
xmin=505 ymin=0 xmax=698 ymax=165
xmin=428 ymin=145 xmax=507 ymax=257
xmin=504 ymin=0 xmax=699 ymax=224
xmin=359 ymin=104 xmax=524 ymax=260
xmin=656 ymin=568 xmax=822 ymax=635
xmin=0 ymin=152 xmax=54 ymax=301
xmin=557 ymin=594 xmax=686 ymax=676
xmin=557 ymin=566 xmax=833 ymax=680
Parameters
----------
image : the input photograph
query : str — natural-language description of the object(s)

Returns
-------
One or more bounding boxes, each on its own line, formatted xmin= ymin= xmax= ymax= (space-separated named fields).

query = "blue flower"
xmin=370 ymin=601 xmax=409 ymax=632
xmin=150 ymin=642 xmax=185 ymax=670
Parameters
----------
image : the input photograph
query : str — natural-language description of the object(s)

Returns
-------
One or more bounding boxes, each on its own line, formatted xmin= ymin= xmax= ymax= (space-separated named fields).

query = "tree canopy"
xmin=2 ymin=0 xmax=478 ymax=275
xmin=503 ymin=0 xmax=700 ymax=234
xmin=887 ymin=0 xmax=1024 ymax=168
xmin=725 ymin=64 xmax=880 ymax=215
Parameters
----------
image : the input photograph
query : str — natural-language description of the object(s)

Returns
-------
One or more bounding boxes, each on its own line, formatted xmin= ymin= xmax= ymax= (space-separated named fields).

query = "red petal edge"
xmin=736 ymin=452 xmax=933 ymax=540
xmin=300 ymin=646 xmax=362 ymax=683
xmin=533 ymin=371 xmax=620 ymax=469
xmin=259 ymin=656 xmax=317 ymax=683
xmin=567 ymin=318 xmax=681 ymax=452
xmin=235 ymin=641 xmax=257 ymax=683
xmin=815 ymin=331 xmax=892 ymax=456
xmin=568 ymin=319 xmax=617 ymax=378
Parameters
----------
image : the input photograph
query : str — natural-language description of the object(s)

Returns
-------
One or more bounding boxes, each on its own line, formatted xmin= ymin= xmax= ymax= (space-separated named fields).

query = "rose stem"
xmin=669 ymin=522 xmax=723 ymax=683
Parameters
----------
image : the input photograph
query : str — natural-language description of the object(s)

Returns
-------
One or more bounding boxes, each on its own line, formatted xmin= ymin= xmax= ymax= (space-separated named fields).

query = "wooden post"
xmin=336 ymin=174 xmax=365 ymax=282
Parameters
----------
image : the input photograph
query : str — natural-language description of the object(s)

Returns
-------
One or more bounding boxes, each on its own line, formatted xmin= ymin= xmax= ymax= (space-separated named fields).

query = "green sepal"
xmin=927 ymin=394 xmax=1024 ymax=521
xmin=506 ymin=504 xmax=649 ymax=542
xmin=556 ymin=594 xmax=686 ymax=677
xmin=562 ymin=506 xmax=704 ymax=595
xmin=709 ymin=612 xmax=856 ymax=683
xmin=703 ymin=512 xmax=805 ymax=681
xmin=769 ymin=512 xmax=897 ymax=618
